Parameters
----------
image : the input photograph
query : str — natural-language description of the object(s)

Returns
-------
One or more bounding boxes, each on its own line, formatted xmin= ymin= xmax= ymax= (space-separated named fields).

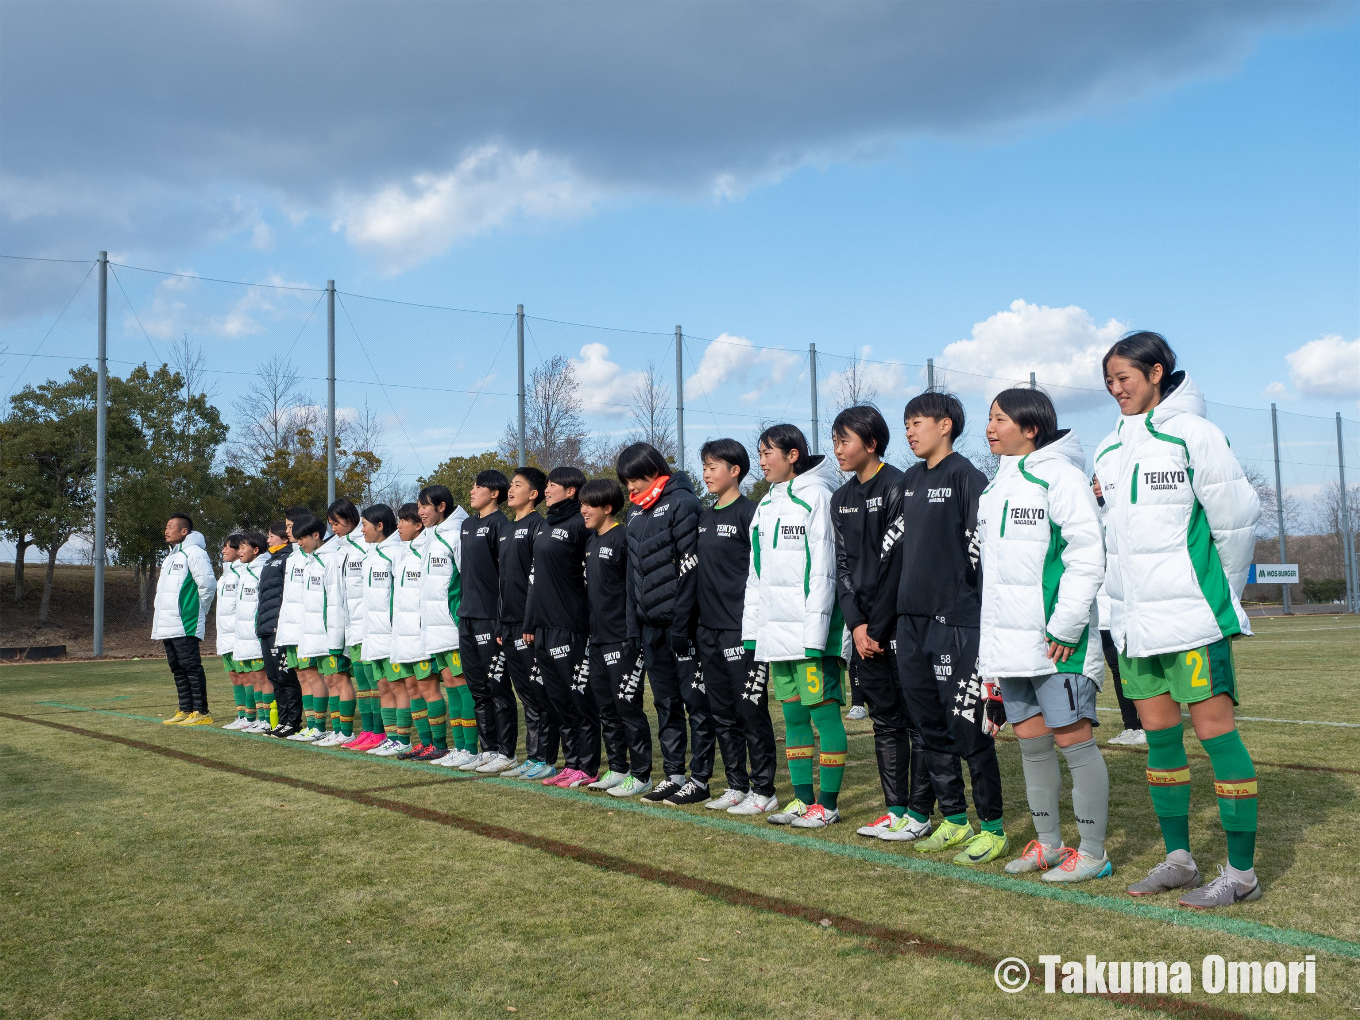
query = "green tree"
xmin=422 ymin=451 xmax=518 ymax=514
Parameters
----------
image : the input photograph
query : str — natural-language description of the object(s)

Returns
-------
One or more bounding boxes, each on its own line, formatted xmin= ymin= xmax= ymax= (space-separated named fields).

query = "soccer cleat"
xmin=1042 ymin=848 xmax=1113 ymax=883
xmin=287 ymin=726 xmax=318 ymax=742
xmin=953 ymin=830 xmax=1009 ymax=866
xmin=520 ymin=761 xmax=556 ymax=782
xmin=664 ymin=779 xmax=710 ymax=806
xmin=246 ymin=719 xmax=274 ymax=734
xmin=587 ymin=770 xmax=629 ymax=791
xmin=178 ymin=712 xmax=214 ymax=726
xmin=544 ymin=768 xmax=579 ymax=787
xmin=270 ymin=723 xmax=299 ymax=739
xmin=846 ymin=705 xmax=868 ymax=721
xmin=1107 ymin=728 xmax=1140 ymax=746
xmin=500 ymin=760 xmax=529 ymax=779
xmin=459 ymin=751 xmax=492 ymax=772
xmin=370 ymin=738 xmax=406 ymax=757
xmin=563 ymin=770 xmax=597 ymax=789
xmin=1177 ymin=866 xmax=1261 ymax=909
xmin=163 ymin=711 xmax=191 ymax=725
xmin=336 ymin=732 xmax=362 ymax=747
xmin=878 ymin=814 xmax=932 ymax=842
xmin=351 ymin=732 xmax=383 ymax=751
xmin=1005 ymin=839 xmax=1069 ymax=874
xmin=223 ymin=717 xmax=247 ymax=730
xmin=705 ymin=788 xmax=747 ymax=811
xmin=727 ymin=791 xmax=779 ymax=816
xmin=417 ymin=745 xmax=448 ymax=762
xmin=913 ymin=819 xmax=974 ymax=853
xmin=856 ymin=813 xmax=895 ymax=837
xmin=396 ymin=744 xmax=425 ymax=760
xmin=791 ymin=803 xmax=840 ymax=829
xmin=640 ymin=779 xmax=683 ymax=804
xmin=1127 ymin=851 xmax=1202 ymax=896
xmin=312 ymin=730 xmax=343 ymax=747
xmin=607 ymin=775 xmax=653 ymax=798
xmin=476 ymin=753 xmax=516 ymax=774
xmin=1126 ymin=730 xmax=1148 ymax=747
xmin=767 ymin=799 xmax=808 ymax=825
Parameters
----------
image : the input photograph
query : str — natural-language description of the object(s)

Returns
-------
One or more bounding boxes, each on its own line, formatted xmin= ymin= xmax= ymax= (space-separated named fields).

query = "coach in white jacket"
xmin=151 ymin=514 xmax=216 ymax=725
xmin=741 ymin=424 xmax=847 ymax=829
xmin=978 ymin=390 xmax=1111 ymax=883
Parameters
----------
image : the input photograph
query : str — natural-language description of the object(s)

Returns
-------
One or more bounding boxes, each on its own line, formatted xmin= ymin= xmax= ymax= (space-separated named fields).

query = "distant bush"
xmin=1301 ymin=578 xmax=1347 ymax=604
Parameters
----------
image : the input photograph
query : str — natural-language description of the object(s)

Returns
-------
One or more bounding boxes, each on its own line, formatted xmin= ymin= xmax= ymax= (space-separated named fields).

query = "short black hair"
xmin=397 ymin=502 xmax=422 ymax=524
xmin=168 ymin=512 xmax=194 ymax=532
xmin=361 ymin=503 xmax=397 ymax=539
xmin=698 ymin=438 xmax=750 ymax=482
xmin=284 ymin=506 xmax=311 ymax=525
xmin=474 ymin=469 xmax=510 ymax=502
xmin=417 ymin=484 xmax=456 ymax=518
xmin=514 ymin=466 xmax=548 ymax=506
xmin=580 ymin=478 xmax=625 ymax=515
xmin=293 ymin=515 xmax=324 ymax=541
xmin=903 ymin=391 xmax=965 ymax=442
xmin=548 ymin=465 xmax=586 ymax=495
xmin=240 ymin=531 xmax=267 ymax=552
xmin=991 ymin=387 xmax=1059 ymax=449
xmin=1103 ymin=330 xmax=1179 ymax=396
xmin=757 ymin=423 xmax=814 ymax=474
xmin=615 ymin=442 xmax=671 ymax=483
xmin=268 ymin=520 xmax=289 ymax=542
xmin=832 ymin=405 xmax=890 ymax=456
xmin=224 ymin=533 xmax=242 ymax=550
xmin=326 ymin=497 xmax=360 ymax=528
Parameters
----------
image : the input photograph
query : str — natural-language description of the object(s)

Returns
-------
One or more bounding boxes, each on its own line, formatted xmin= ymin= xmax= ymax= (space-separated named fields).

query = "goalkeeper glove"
xmin=981 ymin=678 xmax=1007 ymax=737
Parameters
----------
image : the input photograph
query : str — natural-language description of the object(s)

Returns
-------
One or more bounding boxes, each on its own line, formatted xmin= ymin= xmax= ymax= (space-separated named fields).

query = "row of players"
xmin=151 ymin=330 xmax=1263 ymax=909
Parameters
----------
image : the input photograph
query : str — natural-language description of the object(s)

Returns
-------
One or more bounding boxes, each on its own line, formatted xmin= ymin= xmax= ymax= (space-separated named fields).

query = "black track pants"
xmin=534 ymin=628 xmax=598 ymax=776
xmin=1101 ymin=629 xmax=1140 ymax=731
xmin=894 ymin=615 xmax=1002 ymax=824
xmin=852 ymin=642 xmax=935 ymax=816
xmin=460 ymin=618 xmax=518 ymax=757
xmin=164 ymin=637 xmax=208 ymax=713
xmin=261 ymin=636 xmax=301 ymax=727
xmin=641 ymin=625 xmax=715 ymax=783
xmin=695 ymin=627 xmax=777 ymax=797
xmin=501 ymin=625 xmax=560 ymax=765
xmin=590 ymin=640 xmax=652 ymax=780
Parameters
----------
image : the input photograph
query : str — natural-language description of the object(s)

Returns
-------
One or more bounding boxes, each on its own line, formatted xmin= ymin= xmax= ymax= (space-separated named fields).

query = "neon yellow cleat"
xmin=163 ymin=711 xmax=191 ymax=725
xmin=953 ymin=830 xmax=1008 ymax=866
xmin=177 ymin=712 xmax=214 ymax=726
xmin=913 ymin=819 xmax=974 ymax=853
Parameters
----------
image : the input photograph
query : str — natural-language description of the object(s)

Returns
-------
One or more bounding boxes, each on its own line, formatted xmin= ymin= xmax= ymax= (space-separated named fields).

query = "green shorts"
xmin=221 ymin=653 xmax=237 ymax=675
xmin=317 ymin=652 xmax=350 ymax=677
xmin=385 ymin=658 xmax=434 ymax=683
xmin=366 ymin=658 xmax=390 ymax=683
xmin=1118 ymin=638 xmax=1238 ymax=706
xmin=345 ymin=643 xmax=362 ymax=662
xmin=770 ymin=656 xmax=845 ymax=707
xmin=431 ymin=649 xmax=462 ymax=677
xmin=235 ymin=657 xmax=264 ymax=673
xmin=284 ymin=646 xmax=305 ymax=670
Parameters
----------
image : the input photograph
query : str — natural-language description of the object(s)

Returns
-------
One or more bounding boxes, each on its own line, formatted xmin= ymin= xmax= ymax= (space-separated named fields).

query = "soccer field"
xmin=4 ymin=616 xmax=1359 ymax=1019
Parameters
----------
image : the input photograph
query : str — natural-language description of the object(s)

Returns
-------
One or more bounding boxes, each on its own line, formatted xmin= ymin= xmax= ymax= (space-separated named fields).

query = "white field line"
xmin=1094 ymin=706 xmax=1360 ymax=729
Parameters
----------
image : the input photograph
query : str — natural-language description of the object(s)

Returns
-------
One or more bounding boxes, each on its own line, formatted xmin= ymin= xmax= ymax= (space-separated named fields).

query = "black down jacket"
xmin=254 ymin=547 xmax=290 ymax=638
xmin=624 ymin=472 xmax=701 ymax=643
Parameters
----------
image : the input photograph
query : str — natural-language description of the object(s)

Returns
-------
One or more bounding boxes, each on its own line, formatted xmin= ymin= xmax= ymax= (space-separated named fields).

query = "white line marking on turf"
xmin=1095 ymin=706 xmax=1360 ymax=729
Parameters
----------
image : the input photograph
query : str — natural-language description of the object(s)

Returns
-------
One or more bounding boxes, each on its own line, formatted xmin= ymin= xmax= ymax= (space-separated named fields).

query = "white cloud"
xmin=573 ymin=342 xmax=645 ymax=417
xmin=936 ymin=299 xmax=1128 ymax=408
xmin=820 ymin=345 xmax=919 ymax=407
xmin=132 ymin=271 xmax=318 ymax=342
xmin=1262 ymin=380 xmax=1290 ymax=400
xmin=250 ymin=221 xmax=274 ymax=250
xmin=687 ymin=333 xmax=803 ymax=404
xmin=337 ymin=146 xmax=599 ymax=275
xmin=1285 ymin=335 xmax=1359 ymax=402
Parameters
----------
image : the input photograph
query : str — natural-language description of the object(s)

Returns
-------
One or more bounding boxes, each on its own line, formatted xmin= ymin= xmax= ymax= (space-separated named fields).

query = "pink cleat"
xmin=545 ymin=768 xmax=581 ymax=787
xmin=348 ymin=732 xmax=381 ymax=752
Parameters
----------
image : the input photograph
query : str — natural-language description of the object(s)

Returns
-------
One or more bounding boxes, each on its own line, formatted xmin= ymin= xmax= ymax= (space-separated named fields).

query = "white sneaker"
xmin=369 ymin=738 xmax=405 ymax=757
xmin=438 ymin=748 xmax=474 ymax=768
xmin=1127 ymin=729 xmax=1147 ymax=747
xmin=727 ymin=791 xmax=779 ymax=816
xmin=476 ymin=753 xmax=515 ymax=774
xmin=459 ymin=751 xmax=492 ymax=772
xmin=223 ymin=717 xmax=247 ymax=730
xmin=705 ymin=788 xmax=747 ymax=811
xmin=246 ymin=719 xmax=272 ymax=733
xmin=846 ymin=705 xmax=868 ymax=721
xmin=587 ymin=770 xmax=629 ymax=790
xmin=287 ymin=726 xmax=319 ymax=742
xmin=856 ymin=812 xmax=895 ymax=837
xmin=1108 ymin=728 xmax=1138 ymax=746
xmin=314 ymin=730 xmax=345 ymax=747
xmin=877 ymin=814 xmax=932 ymax=842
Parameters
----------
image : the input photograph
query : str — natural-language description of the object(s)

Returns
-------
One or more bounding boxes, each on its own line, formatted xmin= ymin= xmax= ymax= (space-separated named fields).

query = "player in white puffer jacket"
xmin=214 ymin=536 xmax=244 ymax=727
xmin=977 ymin=389 xmax=1111 ymax=884
xmin=1099 ymin=333 xmax=1263 ymax=910
xmin=387 ymin=503 xmax=431 ymax=757
xmin=327 ymin=498 xmax=380 ymax=749
xmin=231 ymin=534 xmax=273 ymax=732
xmin=359 ymin=506 xmax=405 ymax=757
xmin=299 ymin=525 xmax=353 ymax=747
xmin=415 ymin=485 xmax=471 ymax=765
xmin=741 ymin=424 xmax=848 ymax=830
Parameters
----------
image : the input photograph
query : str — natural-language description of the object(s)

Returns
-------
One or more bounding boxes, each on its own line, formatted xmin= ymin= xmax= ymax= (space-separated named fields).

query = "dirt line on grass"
xmin=0 ymin=710 xmax=1283 ymax=1020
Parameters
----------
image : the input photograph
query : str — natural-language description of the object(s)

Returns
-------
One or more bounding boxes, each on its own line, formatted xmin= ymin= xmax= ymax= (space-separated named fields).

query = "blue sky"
xmin=1 ymin=1 xmax=1356 ymax=506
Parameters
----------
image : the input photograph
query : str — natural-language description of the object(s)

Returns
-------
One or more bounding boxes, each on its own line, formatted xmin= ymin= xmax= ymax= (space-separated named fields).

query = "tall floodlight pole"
xmin=809 ymin=343 xmax=819 ymax=454
xmin=326 ymin=280 xmax=336 ymax=506
xmin=1338 ymin=412 xmax=1358 ymax=613
xmin=675 ymin=326 xmax=685 ymax=470
xmin=516 ymin=305 xmax=526 ymax=466
xmin=1271 ymin=403 xmax=1290 ymax=614
xmin=93 ymin=252 xmax=108 ymax=658
xmin=1030 ymin=371 xmax=1037 ymax=389
xmin=926 ymin=358 xmax=935 ymax=392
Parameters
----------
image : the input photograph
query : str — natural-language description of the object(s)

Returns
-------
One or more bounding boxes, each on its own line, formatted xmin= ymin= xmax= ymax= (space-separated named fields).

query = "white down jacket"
xmin=360 ymin=533 xmax=404 ymax=662
xmin=299 ymin=539 xmax=347 ymax=658
xmin=420 ymin=508 xmax=469 ymax=656
xmin=273 ymin=546 xmax=308 ymax=649
xmin=150 ymin=531 xmax=215 ymax=640
xmin=232 ymin=553 xmax=271 ymax=662
xmin=337 ymin=532 xmax=369 ymax=649
xmin=1095 ymin=374 xmax=1260 ymax=657
xmin=742 ymin=455 xmax=845 ymax=662
xmin=389 ymin=532 xmax=429 ymax=665
xmin=214 ymin=561 xmax=242 ymax=656
xmin=977 ymin=430 xmax=1106 ymax=683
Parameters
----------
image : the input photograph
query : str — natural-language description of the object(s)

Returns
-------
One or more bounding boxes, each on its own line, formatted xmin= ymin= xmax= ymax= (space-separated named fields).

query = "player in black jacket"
xmin=255 ymin=520 xmax=302 ymax=735
xmin=694 ymin=438 xmax=778 ymax=814
xmin=580 ymin=478 xmax=653 ymax=797
xmin=458 ymin=469 xmax=518 ymax=771
xmin=522 ymin=466 xmax=599 ymax=785
xmin=496 ymin=467 xmax=561 ymax=782
xmin=617 ymin=442 xmax=714 ymax=807
xmin=830 ymin=406 xmax=935 ymax=841
xmin=888 ymin=392 xmax=1006 ymax=865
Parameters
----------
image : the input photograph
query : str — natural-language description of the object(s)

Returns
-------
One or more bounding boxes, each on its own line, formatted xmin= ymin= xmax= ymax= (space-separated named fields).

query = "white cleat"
xmin=223 ymin=717 xmax=248 ymax=730
xmin=877 ymin=814 xmax=932 ymax=842
xmin=727 ymin=791 xmax=779 ymax=816
xmin=476 ymin=753 xmax=515 ymax=774
xmin=587 ymin=770 xmax=629 ymax=791
xmin=439 ymin=749 xmax=474 ymax=768
xmin=458 ymin=751 xmax=492 ymax=772
xmin=856 ymin=813 xmax=896 ymax=837
xmin=705 ymin=788 xmax=748 ymax=811
xmin=846 ymin=705 xmax=868 ymax=721
xmin=368 ymin=738 xmax=405 ymax=757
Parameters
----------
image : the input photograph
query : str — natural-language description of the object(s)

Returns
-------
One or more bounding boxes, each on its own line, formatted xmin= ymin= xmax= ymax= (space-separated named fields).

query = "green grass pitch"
xmin=3 ymin=614 xmax=1359 ymax=1019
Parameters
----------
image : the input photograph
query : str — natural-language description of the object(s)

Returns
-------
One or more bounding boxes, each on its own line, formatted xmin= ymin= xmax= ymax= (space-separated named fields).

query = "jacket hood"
xmin=1119 ymin=371 xmax=1205 ymax=430
xmin=546 ymin=497 xmax=581 ymax=524
xmin=662 ymin=472 xmax=696 ymax=497
xmin=251 ymin=551 xmax=272 ymax=567
xmin=1024 ymin=428 xmax=1086 ymax=474
xmin=376 ymin=533 xmax=404 ymax=555
xmin=789 ymin=454 xmax=841 ymax=498
xmin=183 ymin=531 xmax=207 ymax=551
xmin=436 ymin=506 xmax=469 ymax=535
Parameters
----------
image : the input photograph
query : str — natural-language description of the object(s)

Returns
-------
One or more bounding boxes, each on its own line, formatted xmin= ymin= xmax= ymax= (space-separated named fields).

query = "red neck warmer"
xmin=630 ymin=475 xmax=669 ymax=509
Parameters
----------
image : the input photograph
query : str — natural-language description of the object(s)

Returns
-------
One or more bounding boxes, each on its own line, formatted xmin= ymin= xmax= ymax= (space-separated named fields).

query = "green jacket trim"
xmin=1041 ymin=521 xmax=1089 ymax=674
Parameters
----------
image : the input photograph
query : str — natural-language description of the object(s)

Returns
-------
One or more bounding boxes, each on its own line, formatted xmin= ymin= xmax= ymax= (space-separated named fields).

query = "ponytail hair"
xmin=1102 ymin=331 xmax=1178 ymax=395
xmin=757 ymin=423 xmax=814 ymax=475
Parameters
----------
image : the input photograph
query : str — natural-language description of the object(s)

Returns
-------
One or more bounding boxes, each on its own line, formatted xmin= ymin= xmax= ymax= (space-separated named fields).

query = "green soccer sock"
xmin=395 ymin=708 xmax=412 ymax=745
xmin=426 ymin=697 xmax=448 ymax=750
xmin=338 ymin=699 xmax=356 ymax=737
xmin=380 ymin=705 xmax=396 ymax=733
xmin=450 ymin=708 xmax=466 ymax=751
xmin=243 ymin=686 xmax=257 ymax=721
xmin=370 ymin=696 xmax=385 ymax=735
xmin=233 ymin=684 xmax=247 ymax=719
xmin=780 ymin=700 xmax=816 ymax=805
xmin=259 ymin=691 xmax=275 ymax=726
xmin=353 ymin=668 xmax=373 ymax=732
xmin=1201 ymin=729 xmax=1258 ymax=871
xmin=302 ymin=694 xmax=314 ymax=728
xmin=809 ymin=701 xmax=846 ymax=809
xmin=327 ymin=695 xmax=341 ymax=733
xmin=410 ymin=698 xmax=431 ymax=745
xmin=313 ymin=696 xmax=328 ymax=732
xmin=455 ymin=684 xmax=478 ymax=752
xmin=1145 ymin=722 xmax=1193 ymax=855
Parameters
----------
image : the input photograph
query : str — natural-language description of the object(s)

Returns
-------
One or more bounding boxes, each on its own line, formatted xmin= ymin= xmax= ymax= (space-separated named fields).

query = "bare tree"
xmin=499 ymin=354 xmax=587 ymax=469
xmin=627 ymin=362 xmax=677 ymax=460
xmin=1244 ymin=464 xmax=1304 ymax=540
xmin=346 ymin=398 xmax=406 ymax=507
xmin=230 ymin=354 xmax=314 ymax=465
xmin=832 ymin=352 xmax=880 ymax=412
xmin=1313 ymin=480 xmax=1360 ymax=576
